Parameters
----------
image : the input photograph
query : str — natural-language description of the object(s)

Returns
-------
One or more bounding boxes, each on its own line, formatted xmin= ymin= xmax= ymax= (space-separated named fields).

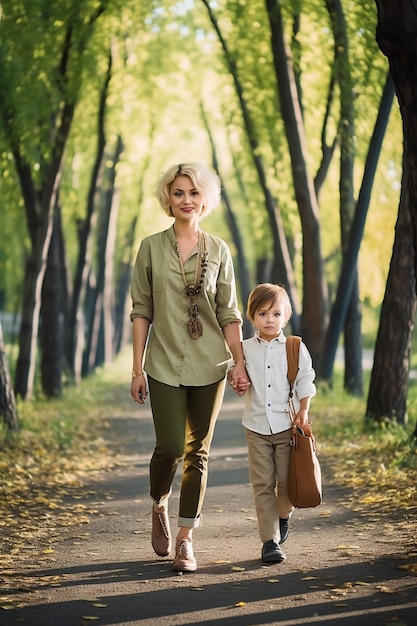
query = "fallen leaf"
xmin=376 ymin=585 xmax=396 ymax=594
xmin=330 ymin=588 xmax=348 ymax=596
xmin=399 ymin=563 xmax=417 ymax=574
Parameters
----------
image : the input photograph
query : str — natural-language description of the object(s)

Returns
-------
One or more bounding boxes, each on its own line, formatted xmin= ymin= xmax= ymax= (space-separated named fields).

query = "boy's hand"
xmin=228 ymin=365 xmax=251 ymax=396
xmin=294 ymin=409 xmax=309 ymax=426
xmin=233 ymin=376 xmax=251 ymax=396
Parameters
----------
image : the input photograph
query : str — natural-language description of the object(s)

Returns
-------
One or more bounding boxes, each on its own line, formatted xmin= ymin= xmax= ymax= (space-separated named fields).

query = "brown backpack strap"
xmin=286 ymin=335 xmax=301 ymax=396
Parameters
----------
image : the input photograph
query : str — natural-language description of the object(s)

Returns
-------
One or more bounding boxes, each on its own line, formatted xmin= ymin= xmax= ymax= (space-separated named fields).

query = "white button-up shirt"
xmin=242 ymin=331 xmax=316 ymax=435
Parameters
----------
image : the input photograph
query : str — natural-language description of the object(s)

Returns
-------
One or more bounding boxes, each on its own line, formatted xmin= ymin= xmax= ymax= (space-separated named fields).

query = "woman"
xmin=130 ymin=163 xmax=248 ymax=573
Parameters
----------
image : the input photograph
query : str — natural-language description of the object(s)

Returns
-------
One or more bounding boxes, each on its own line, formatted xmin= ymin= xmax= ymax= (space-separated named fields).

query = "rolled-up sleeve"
xmin=295 ymin=342 xmax=316 ymax=400
xmin=215 ymin=240 xmax=242 ymax=328
xmin=130 ymin=239 xmax=153 ymax=322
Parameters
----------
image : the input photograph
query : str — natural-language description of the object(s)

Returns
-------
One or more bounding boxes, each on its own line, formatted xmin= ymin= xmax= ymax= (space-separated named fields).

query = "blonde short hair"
xmin=246 ymin=283 xmax=292 ymax=325
xmin=156 ymin=162 xmax=221 ymax=217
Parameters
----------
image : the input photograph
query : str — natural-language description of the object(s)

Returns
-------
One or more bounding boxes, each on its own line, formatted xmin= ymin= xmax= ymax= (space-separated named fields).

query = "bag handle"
xmin=286 ymin=335 xmax=300 ymax=431
xmin=288 ymin=394 xmax=299 ymax=445
xmin=286 ymin=337 xmax=316 ymax=448
xmin=286 ymin=335 xmax=301 ymax=397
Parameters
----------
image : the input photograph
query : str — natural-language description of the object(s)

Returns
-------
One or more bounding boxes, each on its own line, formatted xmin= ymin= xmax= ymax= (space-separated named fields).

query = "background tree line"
xmin=0 ymin=0 xmax=415 ymax=437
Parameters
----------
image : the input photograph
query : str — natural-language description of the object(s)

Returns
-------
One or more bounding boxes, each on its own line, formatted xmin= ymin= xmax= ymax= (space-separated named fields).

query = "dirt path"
xmin=2 ymin=390 xmax=416 ymax=625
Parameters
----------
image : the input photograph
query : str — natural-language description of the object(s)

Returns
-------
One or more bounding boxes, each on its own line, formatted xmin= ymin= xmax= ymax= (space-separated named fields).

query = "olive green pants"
xmin=148 ymin=376 xmax=226 ymax=528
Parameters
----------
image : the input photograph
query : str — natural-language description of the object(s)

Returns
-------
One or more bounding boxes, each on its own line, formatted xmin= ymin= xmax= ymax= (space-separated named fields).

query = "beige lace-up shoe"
xmin=151 ymin=506 xmax=171 ymax=557
xmin=173 ymin=538 xmax=197 ymax=572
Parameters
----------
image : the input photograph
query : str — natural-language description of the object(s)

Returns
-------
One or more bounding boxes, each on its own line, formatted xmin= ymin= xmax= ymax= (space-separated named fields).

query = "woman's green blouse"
xmin=130 ymin=226 xmax=242 ymax=387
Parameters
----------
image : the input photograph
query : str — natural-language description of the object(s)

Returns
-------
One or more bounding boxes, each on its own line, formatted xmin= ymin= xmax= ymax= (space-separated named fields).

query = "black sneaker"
xmin=261 ymin=540 xmax=286 ymax=563
xmin=279 ymin=518 xmax=289 ymax=544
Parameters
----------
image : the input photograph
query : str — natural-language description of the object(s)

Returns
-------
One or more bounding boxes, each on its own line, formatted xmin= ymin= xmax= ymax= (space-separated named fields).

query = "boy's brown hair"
xmin=246 ymin=283 xmax=292 ymax=326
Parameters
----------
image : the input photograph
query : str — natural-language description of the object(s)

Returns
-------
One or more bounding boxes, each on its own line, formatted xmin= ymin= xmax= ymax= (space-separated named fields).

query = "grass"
xmin=313 ymin=374 xmax=417 ymax=470
xmin=309 ymin=373 xmax=417 ymax=520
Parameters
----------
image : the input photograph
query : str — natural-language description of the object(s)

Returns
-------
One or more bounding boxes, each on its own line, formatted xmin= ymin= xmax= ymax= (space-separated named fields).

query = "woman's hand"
xmin=130 ymin=374 xmax=147 ymax=404
xmin=228 ymin=364 xmax=250 ymax=396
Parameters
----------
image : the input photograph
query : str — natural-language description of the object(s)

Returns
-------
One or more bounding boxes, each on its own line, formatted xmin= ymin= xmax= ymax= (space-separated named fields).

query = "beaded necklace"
xmin=175 ymin=232 xmax=208 ymax=339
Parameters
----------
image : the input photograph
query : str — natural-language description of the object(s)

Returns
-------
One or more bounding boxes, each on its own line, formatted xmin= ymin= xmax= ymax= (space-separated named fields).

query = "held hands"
xmin=234 ymin=376 xmax=251 ymax=395
xmin=227 ymin=363 xmax=250 ymax=396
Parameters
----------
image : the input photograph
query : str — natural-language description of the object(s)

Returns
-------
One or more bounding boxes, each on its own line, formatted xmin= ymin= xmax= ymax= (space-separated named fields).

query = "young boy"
xmin=231 ymin=283 xmax=316 ymax=564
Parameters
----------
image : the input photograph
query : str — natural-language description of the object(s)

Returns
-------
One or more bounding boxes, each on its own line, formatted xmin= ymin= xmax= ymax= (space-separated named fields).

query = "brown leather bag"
xmin=286 ymin=336 xmax=322 ymax=508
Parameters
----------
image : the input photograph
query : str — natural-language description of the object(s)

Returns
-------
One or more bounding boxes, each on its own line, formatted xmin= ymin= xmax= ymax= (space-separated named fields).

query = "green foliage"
xmin=0 ymin=358 xmax=122 ymax=451
xmin=313 ymin=369 xmax=417 ymax=473
xmin=0 ymin=0 xmax=406 ymax=390
xmin=312 ymin=372 xmax=417 ymax=516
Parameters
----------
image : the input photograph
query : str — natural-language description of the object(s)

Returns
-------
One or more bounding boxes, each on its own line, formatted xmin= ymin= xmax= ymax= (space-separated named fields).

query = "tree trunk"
xmin=367 ymin=0 xmax=417 ymax=424
xmin=14 ymin=162 xmax=62 ymax=398
xmin=0 ymin=322 xmax=18 ymax=431
xmin=67 ymin=48 xmax=112 ymax=382
xmin=314 ymin=73 xmax=338 ymax=198
xmin=366 ymin=168 xmax=416 ymax=423
xmin=1 ymin=5 xmax=109 ymax=398
xmin=13 ymin=91 xmax=75 ymax=399
xmin=200 ymin=102 xmax=252 ymax=339
xmin=87 ymin=136 xmax=123 ymax=372
xmin=265 ymin=0 xmax=328 ymax=365
xmin=114 ymin=264 xmax=132 ymax=355
xmin=200 ymin=0 xmax=301 ymax=333
xmin=101 ymin=157 xmax=121 ymax=365
xmin=325 ymin=0 xmax=363 ymax=395
xmin=320 ymin=73 xmax=395 ymax=382
xmin=221 ymin=182 xmax=252 ymax=339
xmin=114 ymin=141 xmax=155 ymax=356
xmin=376 ymin=2 xmax=417 ymax=280
xmin=40 ymin=201 xmax=66 ymax=397
xmin=343 ymin=278 xmax=363 ymax=393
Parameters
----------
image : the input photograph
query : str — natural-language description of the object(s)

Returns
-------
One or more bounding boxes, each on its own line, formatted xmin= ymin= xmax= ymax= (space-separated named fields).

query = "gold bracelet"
xmin=132 ymin=370 xmax=144 ymax=378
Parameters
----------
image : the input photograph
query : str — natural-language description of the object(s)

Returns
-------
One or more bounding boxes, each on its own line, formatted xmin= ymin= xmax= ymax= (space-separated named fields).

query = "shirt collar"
xmin=254 ymin=330 xmax=285 ymax=344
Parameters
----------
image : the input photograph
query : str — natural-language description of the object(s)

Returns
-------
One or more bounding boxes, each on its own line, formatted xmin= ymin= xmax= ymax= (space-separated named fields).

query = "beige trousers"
xmin=245 ymin=427 xmax=294 ymax=543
